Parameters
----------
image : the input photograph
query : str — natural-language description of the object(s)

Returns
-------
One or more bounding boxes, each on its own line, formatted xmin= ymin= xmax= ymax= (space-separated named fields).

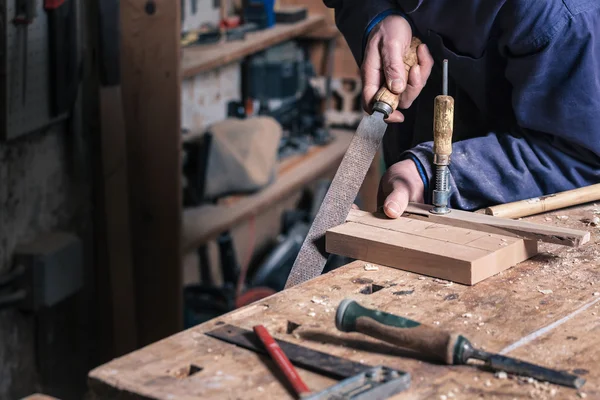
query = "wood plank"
xmin=99 ymin=86 xmax=138 ymax=355
xmin=181 ymin=15 xmax=325 ymax=78
xmin=182 ymin=129 xmax=353 ymax=252
xmin=88 ymin=203 xmax=600 ymax=399
xmin=404 ymin=203 xmax=590 ymax=247
xmin=121 ymin=0 xmax=182 ymax=345
xmin=326 ymin=220 xmax=537 ymax=285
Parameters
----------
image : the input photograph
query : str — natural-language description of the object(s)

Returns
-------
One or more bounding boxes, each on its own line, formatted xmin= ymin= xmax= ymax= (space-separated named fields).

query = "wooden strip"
xmin=121 ymin=0 xmax=182 ymax=345
xmin=479 ymin=184 xmax=600 ymax=219
xmin=347 ymin=210 xmax=488 ymax=245
xmin=404 ymin=203 xmax=590 ymax=247
xmin=182 ymin=129 xmax=352 ymax=252
xmin=99 ymin=86 xmax=138 ymax=355
xmin=181 ymin=15 xmax=325 ymax=78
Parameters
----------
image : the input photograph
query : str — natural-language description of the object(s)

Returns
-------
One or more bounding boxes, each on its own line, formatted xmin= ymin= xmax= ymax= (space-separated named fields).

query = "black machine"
xmin=243 ymin=40 xmax=332 ymax=158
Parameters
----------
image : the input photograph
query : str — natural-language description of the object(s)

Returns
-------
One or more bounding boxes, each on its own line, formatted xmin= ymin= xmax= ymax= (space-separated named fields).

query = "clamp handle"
xmin=372 ymin=37 xmax=422 ymax=118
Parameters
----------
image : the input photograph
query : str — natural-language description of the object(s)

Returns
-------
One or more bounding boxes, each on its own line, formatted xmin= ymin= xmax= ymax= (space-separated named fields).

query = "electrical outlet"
xmin=14 ymin=232 xmax=83 ymax=311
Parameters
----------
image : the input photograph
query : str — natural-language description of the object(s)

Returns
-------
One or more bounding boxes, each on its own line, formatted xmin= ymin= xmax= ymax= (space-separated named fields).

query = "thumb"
xmin=383 ymin=187 xmax=410 ymax=219
xmin=381 ymin=40 xmax=408 ymax=95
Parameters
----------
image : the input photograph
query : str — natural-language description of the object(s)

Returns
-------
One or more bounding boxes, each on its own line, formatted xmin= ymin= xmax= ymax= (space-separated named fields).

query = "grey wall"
xmin=0 ymin=123 xmax=94 ymax=399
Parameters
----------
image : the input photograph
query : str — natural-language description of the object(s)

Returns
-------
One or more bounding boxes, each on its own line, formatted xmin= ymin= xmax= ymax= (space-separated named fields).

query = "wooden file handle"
xmin=372 ymin=37 xmax=422 ymax=116
xmin=336 ymin=299 xmax=465 ymax=365
xmin=479 ymin=183 xmax=600 ymax=219
xmin=433 ymin=95 xmax=454 ymax=160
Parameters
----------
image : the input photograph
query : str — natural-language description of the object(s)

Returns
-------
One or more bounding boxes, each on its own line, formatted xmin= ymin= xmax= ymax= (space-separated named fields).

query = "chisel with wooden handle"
xmin=284 ymin=37 xmax=421 ymax=289
xmin=335 ymin=299 xmax=586 ymax=389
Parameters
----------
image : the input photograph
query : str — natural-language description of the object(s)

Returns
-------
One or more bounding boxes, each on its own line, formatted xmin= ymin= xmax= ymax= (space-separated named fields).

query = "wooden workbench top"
xmin=89 ymin=204 xmax=600 ymax=399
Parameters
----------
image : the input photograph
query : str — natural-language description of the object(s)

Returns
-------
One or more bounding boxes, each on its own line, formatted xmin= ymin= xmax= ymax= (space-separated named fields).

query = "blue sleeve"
xmin=323 ymin=0 xmax=410 ymax=65
xmin=405 ymin=134 xmax=599 ymax=211
xmin=403 ymin=7 xmax=600 ymax=210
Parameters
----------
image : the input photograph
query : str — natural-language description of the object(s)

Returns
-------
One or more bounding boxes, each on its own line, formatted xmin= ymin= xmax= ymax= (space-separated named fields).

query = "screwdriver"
xmin=431 ymin=59 xmax=454 ymax=214
xmin=335 ymin=299 xmax=586 ymax=389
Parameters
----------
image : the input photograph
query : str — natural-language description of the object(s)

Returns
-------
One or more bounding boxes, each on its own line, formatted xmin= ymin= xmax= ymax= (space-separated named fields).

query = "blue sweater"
xmin=324 ymin=0 xmax=600 ymax=210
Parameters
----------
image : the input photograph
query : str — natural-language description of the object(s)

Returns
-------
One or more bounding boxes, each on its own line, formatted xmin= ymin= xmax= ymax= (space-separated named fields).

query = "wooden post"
xmin=120 ymin=0 xmax=182 ymax=345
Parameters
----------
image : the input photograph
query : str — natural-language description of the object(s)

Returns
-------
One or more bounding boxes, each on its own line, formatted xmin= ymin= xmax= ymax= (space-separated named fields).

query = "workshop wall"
xmin=181 ymin=62 xmax=241 ymax=133
xmin=0 ymin=123 xmax=93 ymax=398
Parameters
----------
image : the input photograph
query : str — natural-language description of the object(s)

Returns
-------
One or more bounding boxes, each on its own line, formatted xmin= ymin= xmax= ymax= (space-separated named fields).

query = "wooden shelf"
xmin=181 ymin=15 xmax=325 ymax=78
xmin=182 ymin=128 xmax=353 ymax=252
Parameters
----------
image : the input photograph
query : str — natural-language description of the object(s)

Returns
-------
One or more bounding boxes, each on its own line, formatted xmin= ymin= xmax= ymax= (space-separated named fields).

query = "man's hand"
xmin=363 ymin=15 xmax=434 ymax=122
xmin=378 ymin=159 xmax=425 ymax=218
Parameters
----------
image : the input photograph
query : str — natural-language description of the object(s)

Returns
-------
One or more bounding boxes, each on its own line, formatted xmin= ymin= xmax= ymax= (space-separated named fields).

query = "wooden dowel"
xmin=479 ymin=184 xmax=600 ymax=219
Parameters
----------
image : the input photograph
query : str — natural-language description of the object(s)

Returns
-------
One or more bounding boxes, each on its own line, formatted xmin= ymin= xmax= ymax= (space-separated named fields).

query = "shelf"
xmin=182 ymin=128 xmax=353 ymax=252
xmin=181 ymin=15 xmax=325 ymax=78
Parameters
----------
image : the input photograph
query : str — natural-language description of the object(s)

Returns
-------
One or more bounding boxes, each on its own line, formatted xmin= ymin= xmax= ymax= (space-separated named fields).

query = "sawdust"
xmin=495 ymin=371 xmax=508 ymax=379
xmin=538 ymin=289 xmax=553 ymax=295
xmin=311 ymin=296 xmax=329 ymax=305
xmin=364 ymin=263 xmax=379 ymax=271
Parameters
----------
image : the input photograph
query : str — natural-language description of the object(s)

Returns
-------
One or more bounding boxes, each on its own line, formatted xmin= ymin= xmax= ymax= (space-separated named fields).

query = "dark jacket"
xmin=324 ymin=0 xmax=600 ymax=210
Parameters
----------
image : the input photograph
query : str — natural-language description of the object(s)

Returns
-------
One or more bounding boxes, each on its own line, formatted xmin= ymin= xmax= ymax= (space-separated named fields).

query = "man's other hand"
xmin=378 ymin=159 xmax=425 ymax=218
xmin=363 ymin=15 xmax=434 ymax=123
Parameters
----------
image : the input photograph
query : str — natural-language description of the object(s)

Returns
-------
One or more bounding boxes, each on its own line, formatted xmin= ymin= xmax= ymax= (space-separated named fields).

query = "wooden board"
xmin=87 ymin=203 xmax=600 ymax=400
xmin=327 ymin=210 xmax=538 ymax=285
xmin=121 ymin=0 xmax=182 ymax=346
xmin=181 ymin=15 xmax=325 ymax=78
xmin=405 ymin=203 xmax=590 ymax=247
xmin=182 ymin=129 xmax=353 ymax=252
xmin=98 ymin=86 xmax=138 ymax=355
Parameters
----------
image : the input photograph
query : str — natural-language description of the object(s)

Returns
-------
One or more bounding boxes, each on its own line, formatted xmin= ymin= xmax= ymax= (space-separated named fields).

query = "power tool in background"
xmin=243 ymin=40 xmax=332 ymax=158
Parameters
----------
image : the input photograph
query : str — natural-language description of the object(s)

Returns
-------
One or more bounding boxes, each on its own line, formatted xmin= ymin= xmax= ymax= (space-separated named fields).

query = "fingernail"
xmin=390 ymin=79 xmax=404 ymax=93
xmin=384 ymin=201 xmax=400 ymax=217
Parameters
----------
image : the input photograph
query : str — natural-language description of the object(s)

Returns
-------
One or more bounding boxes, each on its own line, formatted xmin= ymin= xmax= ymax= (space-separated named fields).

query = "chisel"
xmin=285 ymin=37 xmax=421 ymax=289
xmin=335 ymin=299 xmax=586 ymax=389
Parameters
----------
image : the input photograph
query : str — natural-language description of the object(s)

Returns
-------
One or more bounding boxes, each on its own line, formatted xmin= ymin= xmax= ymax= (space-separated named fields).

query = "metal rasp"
xmin=285 ymin=37 xmax=422 ymax=289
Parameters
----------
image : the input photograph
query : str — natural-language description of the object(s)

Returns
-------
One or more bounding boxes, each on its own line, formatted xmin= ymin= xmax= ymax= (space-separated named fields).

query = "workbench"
xmin=88 ymin=204 xmax=599 ymax=399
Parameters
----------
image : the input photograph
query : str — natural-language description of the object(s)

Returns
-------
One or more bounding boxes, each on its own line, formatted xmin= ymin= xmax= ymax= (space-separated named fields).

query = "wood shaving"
xmin=594 ymin=292 xmax=600 ymax=296
xmin=311 ymin=296 xmax=329 ymax=305
xmin=557 ymin=215 xmax=569 ymax=220
xmin=462 ymin=313 xmax=473 ymax=318
xmin=495 ymin=371 xmax=508 ymax=379
xmin=307 ymin=312 xmax=316 ymax=317
xmin=364 ymin=264 xmax=379 ymax=271
xmin=418 ymin=277 xmax=426 ymax=280
xmin=538 ymin=289 xmax=553 ymax=295
xmin=484 ymin=380 xmax=492 ymax=387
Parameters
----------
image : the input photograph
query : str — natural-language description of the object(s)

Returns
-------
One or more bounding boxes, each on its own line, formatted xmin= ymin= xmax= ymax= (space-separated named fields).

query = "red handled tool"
xmin=253 ymin=325 xmax=311 ymax=398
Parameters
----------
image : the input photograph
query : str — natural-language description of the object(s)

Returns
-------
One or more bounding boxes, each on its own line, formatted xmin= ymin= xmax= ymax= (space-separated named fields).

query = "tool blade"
xmin=206 ymin=324 xmax=397 ymax=380
xmin=284 ymin=112 xmax=388 ymax=288
xmin=487 ymin=354 xmax=586 ymax=389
